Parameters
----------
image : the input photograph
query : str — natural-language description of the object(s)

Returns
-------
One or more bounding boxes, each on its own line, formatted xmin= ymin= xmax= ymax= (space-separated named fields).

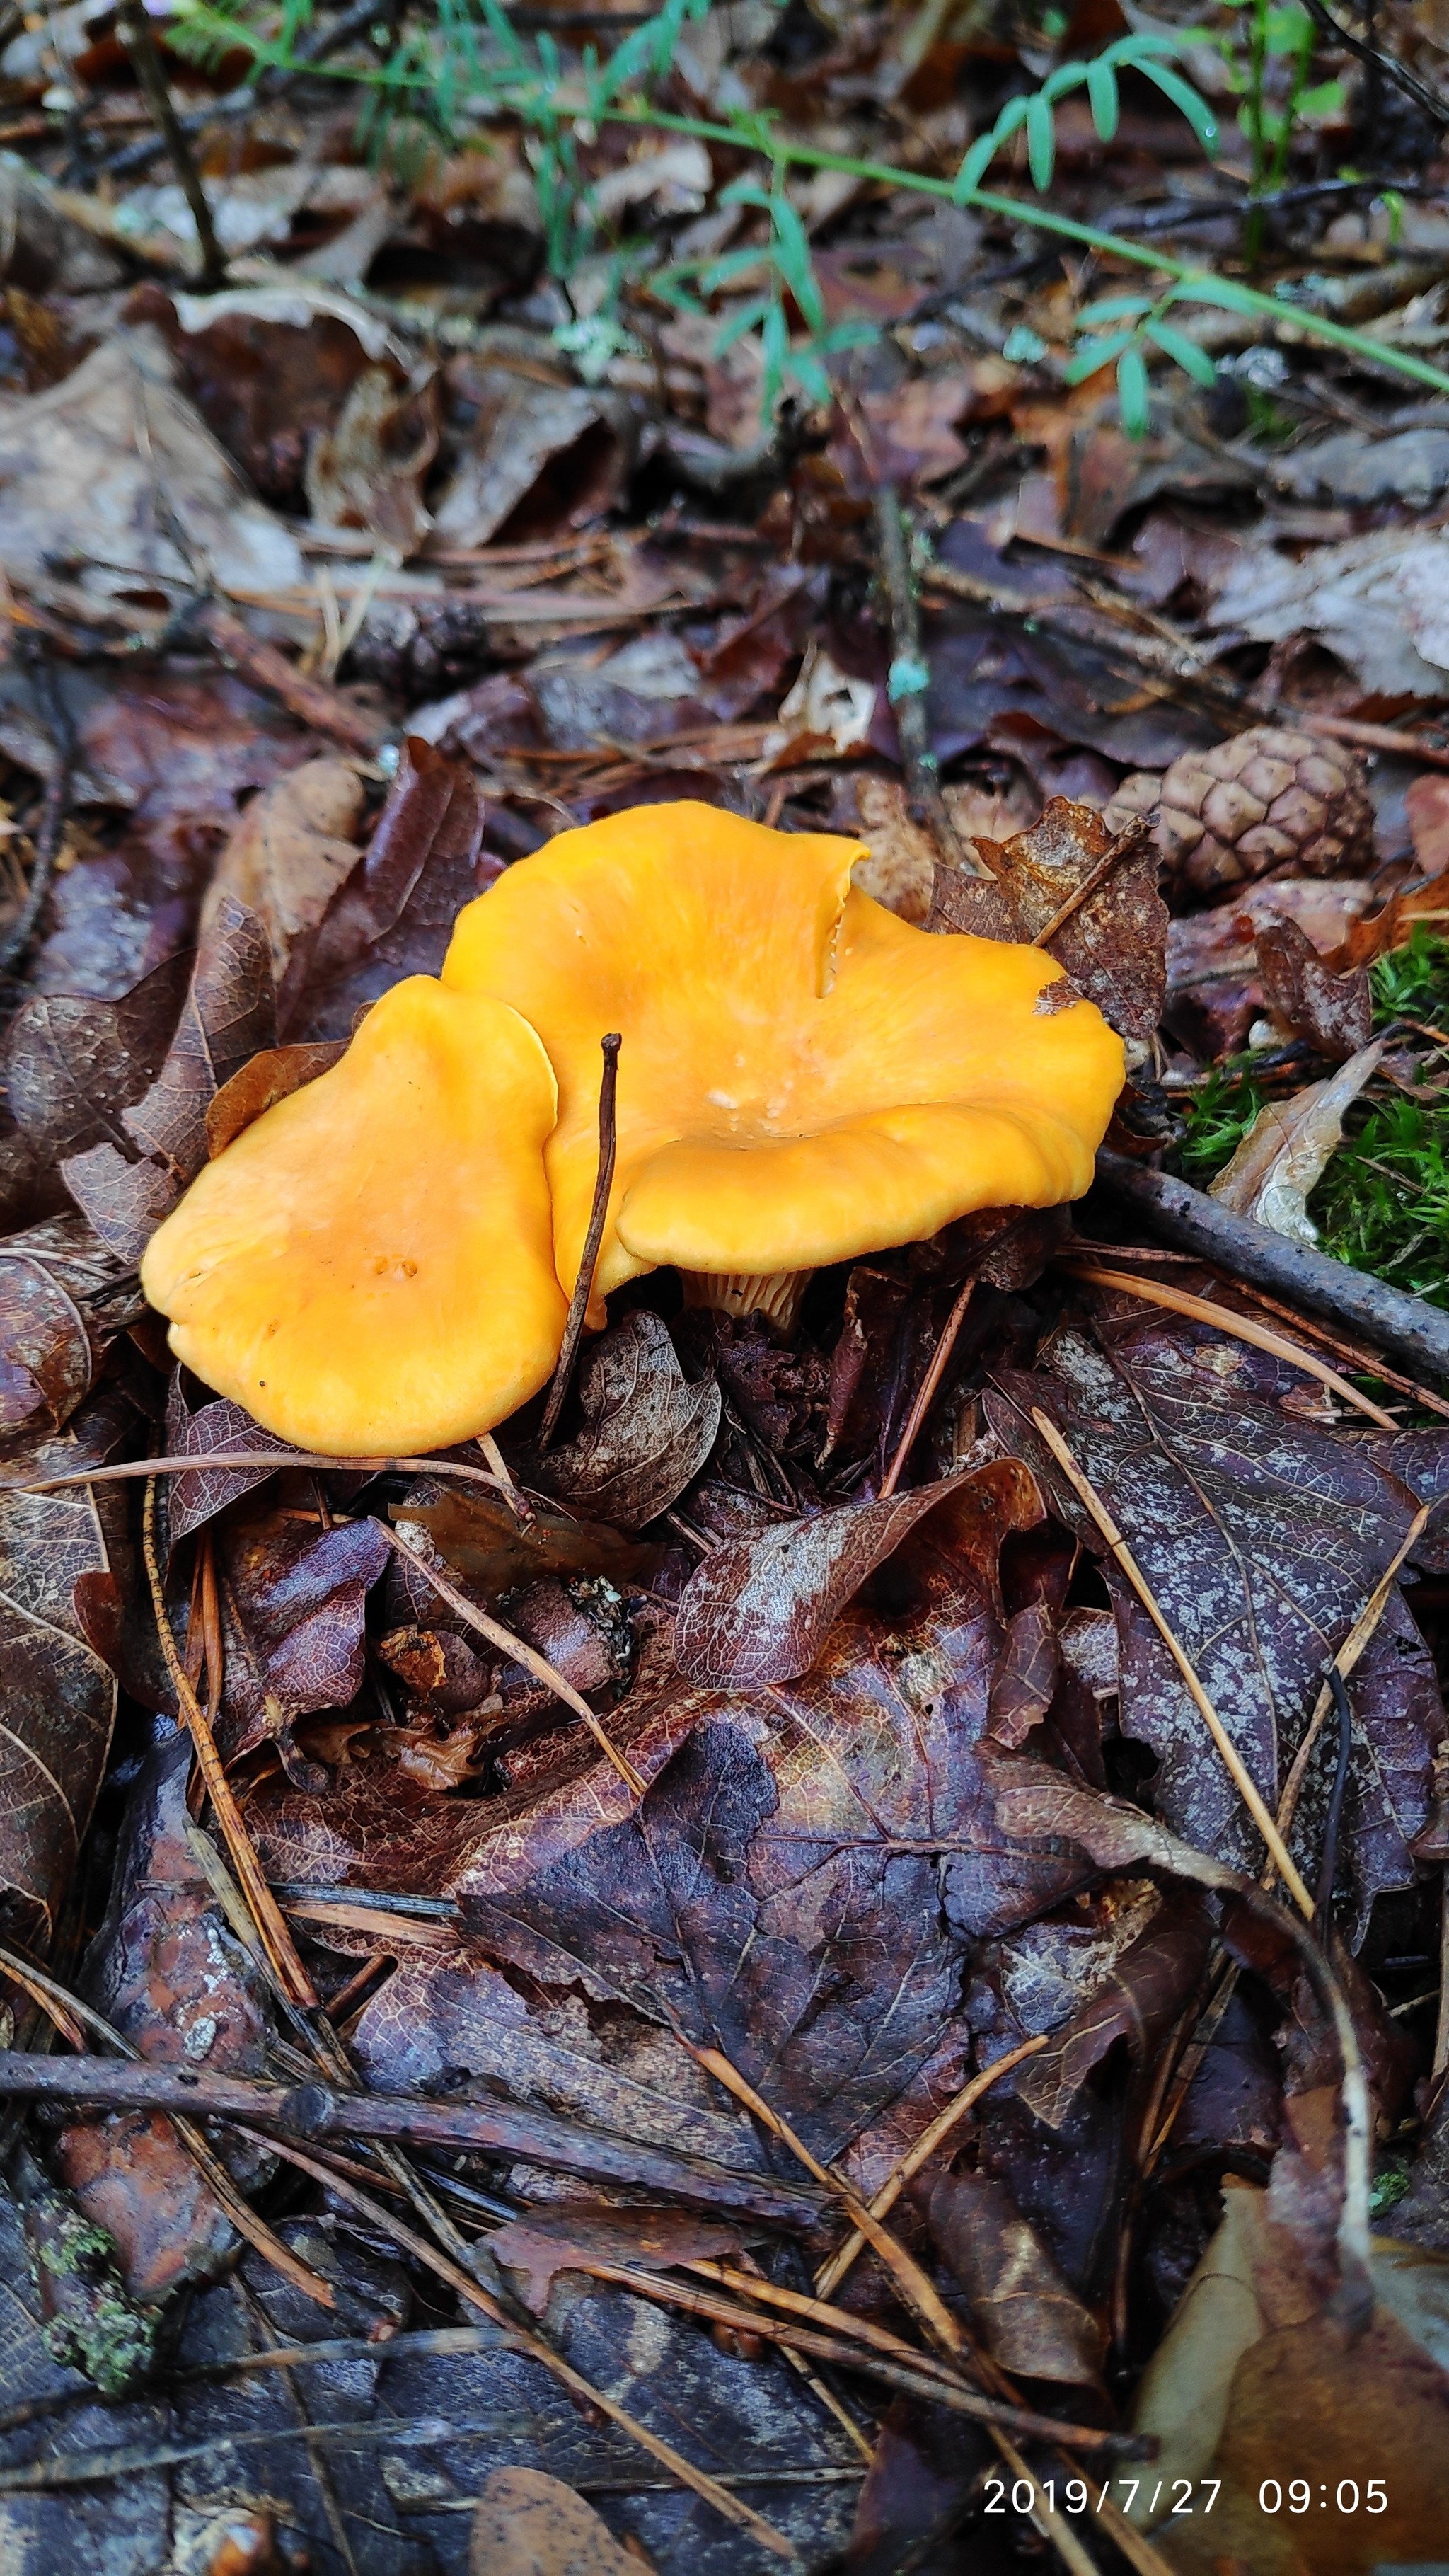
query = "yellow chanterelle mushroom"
xmin=442 ymin=800 xmax=1126 ymax=1327
xmin=141 ymin=976 xmax=567 ymax=1456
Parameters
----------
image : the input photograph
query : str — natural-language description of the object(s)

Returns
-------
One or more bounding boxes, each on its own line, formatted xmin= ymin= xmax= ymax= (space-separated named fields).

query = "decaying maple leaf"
xmin=930 ymin=795 xmax=1167 ymax=1041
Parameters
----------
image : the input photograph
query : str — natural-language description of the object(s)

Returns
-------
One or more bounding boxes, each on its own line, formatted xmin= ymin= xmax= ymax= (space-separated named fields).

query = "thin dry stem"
xmin=1030 ymin=817 xmax=1153 ymax=948
xmin=814 ymin=2032 xmax=1048 ymax=2301
xmin=1061 ymin=1261 xmax=1399 ymax=1430
xmin=381 ymin=1517 xmax=645 ymax=1796
xmin=4 ymin=1451 xmax=518 ymax=1500
xmin=1029 ymin=1409 xmax=1316 ymax=1916
xmin=1272 ymin=1499 xmax=1435 ymax=1859
xmin=142 ymin=1480 xmax=318 ymax=2006
xmin=690 ymin=2040 xmax=965 ymax=2359
xmin=879 ymin=1275 xmax=976 ymax=1496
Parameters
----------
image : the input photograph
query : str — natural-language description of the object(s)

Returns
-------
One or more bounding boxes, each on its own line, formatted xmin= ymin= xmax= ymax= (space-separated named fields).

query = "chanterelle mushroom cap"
xmin=141 ymin=976 xmax=566 ymax=1456
xmin=442 ymin=802 xmax=1125 ymax=1319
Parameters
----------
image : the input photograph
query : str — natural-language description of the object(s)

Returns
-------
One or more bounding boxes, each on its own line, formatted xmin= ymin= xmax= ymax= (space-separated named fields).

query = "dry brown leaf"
xmin=1209 ymin=1041 xmax=1384 ymax=1246
xmin=200 ymin=759 xmax=366 ymax=991
xmin=430 ymin=369 xmax=613 ymax=549
xmin=1407 ymin=770 xmax=1449 ymax=880
xmin=846 ymin=774 xmax=937 ymax=924
xmin=0 ymin=322 xmax=303 ymax=611
xmin=1132 ymin=2180 xmax=1449 ymax=2570
xmin=304 ymin=363 xmax=439 ymax=555
xmin=470 ymin=2466 xmax=644 ymax=2575
xmin=930 ymin=795 xmax=1167 ymax=1041
xmin=1254 ymin=914 xmax=1374 ymax=1061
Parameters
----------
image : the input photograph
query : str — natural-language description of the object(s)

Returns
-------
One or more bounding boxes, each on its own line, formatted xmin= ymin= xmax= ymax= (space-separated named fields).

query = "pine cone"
xmin=1102 ymin=726 xmax=1373 ymax=901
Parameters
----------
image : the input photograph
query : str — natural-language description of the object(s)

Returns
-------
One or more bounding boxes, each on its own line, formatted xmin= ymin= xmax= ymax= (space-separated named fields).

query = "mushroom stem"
xmin=681 ymin=1270 xmax=812 ymax=1332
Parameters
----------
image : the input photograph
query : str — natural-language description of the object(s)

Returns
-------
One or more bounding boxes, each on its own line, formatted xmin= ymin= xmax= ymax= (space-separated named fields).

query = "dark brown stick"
xmin=879 ymin=1277 xmax=976 ymax=1497
xmin=0 ymin=2050 xmax=823 ymax=2228
xmin=538 ymin=1031 xmax=621 ymax=1449
xmin=872 ymin=484 xmax=983 ymax=876
xmin=1303 ymin=713 xmax=1449 ymax=774
xmin=1094 ymin=1149 xmax=1449 ymax=1384
xmin=115 ymin=0 xmax=226 ymax=281
xmin=192 ymin=600 xmax=387 ymax=758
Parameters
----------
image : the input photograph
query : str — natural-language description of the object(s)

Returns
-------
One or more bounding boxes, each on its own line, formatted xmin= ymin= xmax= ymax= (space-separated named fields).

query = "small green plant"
xmin=1311 ymin=1093 xmax=1449 ymax=1309
xmin=1216 ymin=0 xmax=1346 ymax=262
xmin=1371 ymin=928 xmax=1449 ymax=1033
xmin=166 ymin=0 xmax=1449 ymax=431
xmin=1177 ymin=1063 xmax=1267 ymax=1185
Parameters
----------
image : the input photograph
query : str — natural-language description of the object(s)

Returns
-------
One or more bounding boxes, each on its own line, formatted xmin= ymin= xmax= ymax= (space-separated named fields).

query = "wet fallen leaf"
xmin=1209 ymin=1041 xmax=1385 ymax=1246
xmin=988 ymin=1318 xmax=1438 ymax=1931
xmin=432 ymin=364 xmax=619 ymax=548
xmin=204 ymin=1040 xmax=346 ymax=1160
xmin=0 ymin=1212 xmax=135 ymax=1438
xmin=928 ymin=2165 xmax=1107 ymax=2388
xmin=672 ymin=1459 xmax=1044 ymax=1689
xmin=4 ymin=948 xmax=194 ymax=1169
xmin=0 ymin=321 xmax=304 ymax=613
xmin=1406 ymin=770 xmax=1449 ymax=880
xmin=1131 ymin=2180 xmax=1449 ymax=2571
xmin=525 ymin=1311 xmax=721 ymax=1531
xmin=200 ymin=758 xmax=367 ymax=992
xmin=469 ymin=2467 xmax=642 ymax=2576
xmin=399 ymin=1483 xmax=664 ymax=1597
xmin=930 ymin=795 xmax=1167 ymax=1042
xmin=1254 ymin=914 xmax=1373 ymax=1061
xmin=1208 ymin=525 xmax=1449 ymax=700
xmin=490 ymin=2205 xmax=746 ymax=2313
xmin=217 ymin=1506 xmax=392 ymax=1764
xmin=292 ymin=736 xmax=487 ymax=1038
xmin=0 ymin=1386 xmax=137 ymax=1946
xmin=120 ymin=892 xmax=275 ymax=1184
xmin=57 ymin=1737 xmax=275 ymax=2301
xmin=305 ymin=362 xmax=439 ymax=555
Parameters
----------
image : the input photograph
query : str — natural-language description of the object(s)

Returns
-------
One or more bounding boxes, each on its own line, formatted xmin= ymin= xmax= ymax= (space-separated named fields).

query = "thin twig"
xmin=1304 ymin=713 xmax=1449 ymax=774
xmin=879 ymin=1277 xmax=976 ymax=1497
xmin=142 ymin=1480 xmax=318 ymax=2006
xmin=115 ymin=0 xmax=226 ymax=279
xmin=0 ymin=1940 xmax=335 ymax=2309
xmin=0 ymin=646 xmax=76 ymax=981
xmin=555 ymin=2257 xmax=1130 ymax=2449
xmin=233 ymin=2133 xmax=797 ymax=2560
xmin=1094 ymin=1149 xmax=1449 ymax=1385
xmin=1315 ymin=1666 xmax=1355 ymax=1945
xmin=870 ymin=481 xmax=983 ymax=876
xmin=1027 ymin=1410 xmax=1316 ymax=1915
xmin=688 ymin=2042 xmax=965 ymax=2359
xmin=0 ymin=2049 xmax=822 ymax=2226
xmin=380 ymin=1517 xmax=645 ymax=1796
xmin=1273 ymin=1500 xmax=1434 ymax=1856
xmin=813 ymin=2033 xmax=1049 ymax=2300
xmin=1030 ymin=818 xmax=1153 ymax=949
xmin=1061 ymin=1261 xmax=1399 ymax=1429
xmin=3 ymin=1449 xmax=519 ymax=1499
xmin=538 ymin=1030 xmax=621 ymax=1449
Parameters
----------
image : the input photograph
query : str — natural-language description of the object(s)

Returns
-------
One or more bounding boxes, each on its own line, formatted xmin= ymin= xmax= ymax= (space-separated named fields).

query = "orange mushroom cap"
xmin=442 ymin=801 xmax=1126 ymax=1318
xmin=140 ymin=975 xmax=567 ymax=1456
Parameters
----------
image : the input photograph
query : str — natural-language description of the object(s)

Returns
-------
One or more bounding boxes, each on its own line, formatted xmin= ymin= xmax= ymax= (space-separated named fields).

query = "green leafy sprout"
xmin=163 ymin=0 xmax=1449 ymax=435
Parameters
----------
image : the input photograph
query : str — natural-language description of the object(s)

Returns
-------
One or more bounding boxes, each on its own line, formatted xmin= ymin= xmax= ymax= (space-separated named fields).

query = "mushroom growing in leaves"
xmin=141 ymin=976 xmax=567 ymax=1456
xmin=443 ymin=801 xmax=1126 ymax=1326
